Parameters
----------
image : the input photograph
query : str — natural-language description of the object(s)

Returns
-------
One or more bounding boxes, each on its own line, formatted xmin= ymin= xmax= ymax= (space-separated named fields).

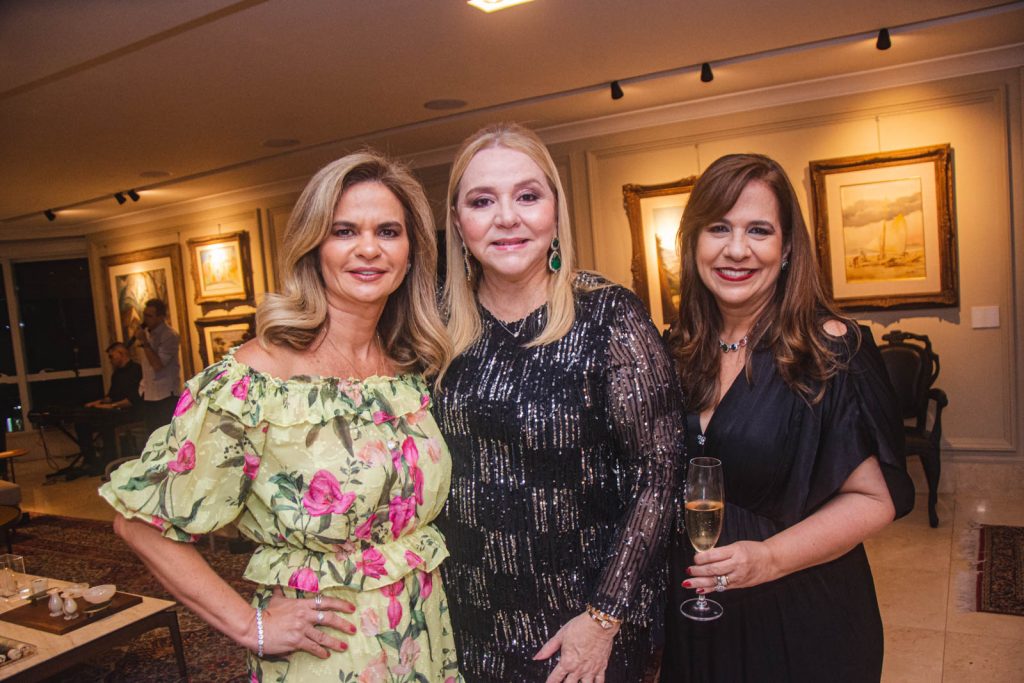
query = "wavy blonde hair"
xmin=257 ymin=151 xmax=450 ymax=380
xmin=671 ymin=153 xmax=853 ymax=410
xmin=444 ymin=122 xmax=583 ymax=357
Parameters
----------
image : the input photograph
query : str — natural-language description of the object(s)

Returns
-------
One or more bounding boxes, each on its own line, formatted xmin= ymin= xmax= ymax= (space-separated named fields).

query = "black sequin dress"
xmin=435 ymin=276 xmax=685 ymax=682
xmin=661 ymin=326 xmax=915 ymax=683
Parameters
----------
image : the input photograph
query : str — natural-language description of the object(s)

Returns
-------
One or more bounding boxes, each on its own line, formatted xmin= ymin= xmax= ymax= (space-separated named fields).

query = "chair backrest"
xmin=878 ymin=330 xmax=940 ymax=429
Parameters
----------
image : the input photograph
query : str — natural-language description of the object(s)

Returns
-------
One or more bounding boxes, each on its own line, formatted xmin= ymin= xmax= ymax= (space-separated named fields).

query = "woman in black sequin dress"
xmin=661 ymin=154 xmax=915 ymax=682
xmin=434 ymin=123 xmax=684 ymax=682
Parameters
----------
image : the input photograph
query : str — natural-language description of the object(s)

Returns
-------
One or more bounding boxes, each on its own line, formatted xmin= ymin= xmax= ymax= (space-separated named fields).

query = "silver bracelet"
xmin=255 ymin=606 xmax=264 ymax=657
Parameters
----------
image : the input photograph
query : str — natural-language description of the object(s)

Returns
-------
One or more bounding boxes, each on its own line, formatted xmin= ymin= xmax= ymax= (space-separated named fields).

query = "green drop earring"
xmin=548 ymin=237 xmax=562 ymax=272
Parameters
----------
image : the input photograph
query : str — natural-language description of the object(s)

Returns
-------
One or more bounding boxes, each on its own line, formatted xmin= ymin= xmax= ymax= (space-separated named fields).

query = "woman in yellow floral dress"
xmin=100 ymin=151 xmax=462 ymax=682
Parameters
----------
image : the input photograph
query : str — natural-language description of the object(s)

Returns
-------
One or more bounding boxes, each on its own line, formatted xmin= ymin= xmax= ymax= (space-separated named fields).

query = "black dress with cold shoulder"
xmin=661 ymin=326 xmax=914 ymax=683
xmin=435 ymin=277 xmax=685 ymax=682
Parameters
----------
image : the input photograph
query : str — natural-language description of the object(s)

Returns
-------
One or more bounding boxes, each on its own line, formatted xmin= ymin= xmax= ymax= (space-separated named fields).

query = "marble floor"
xmin=8 ymin=444 xmax=1024 ymax=682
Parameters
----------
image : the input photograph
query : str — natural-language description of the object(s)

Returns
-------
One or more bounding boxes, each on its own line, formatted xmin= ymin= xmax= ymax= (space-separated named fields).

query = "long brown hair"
xmin=672 ymin=153 xmax=853 ymax=410
xmin=257 ymin=151 xmax=450 ymax=381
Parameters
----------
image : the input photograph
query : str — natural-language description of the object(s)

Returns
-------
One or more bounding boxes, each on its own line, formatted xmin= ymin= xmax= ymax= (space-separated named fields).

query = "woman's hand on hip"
xmin=684 ymin=540 xmax=777 ymax=593
xmin=534 ymin=611 xmax=618 ymax=683
xmin=256 ymin=587 xmax=357 ymax=658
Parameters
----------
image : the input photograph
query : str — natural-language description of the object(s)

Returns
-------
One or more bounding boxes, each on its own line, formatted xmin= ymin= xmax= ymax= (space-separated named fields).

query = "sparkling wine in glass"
xmin=680 ymin=456 xmax=725 ymax=621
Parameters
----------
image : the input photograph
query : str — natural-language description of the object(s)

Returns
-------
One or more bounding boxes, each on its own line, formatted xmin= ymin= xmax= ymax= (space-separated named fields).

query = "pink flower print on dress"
xmin=250 ymin=672 xmax=258 ymax=683
xmin=418 ymin=570 xmax=433 ymax=600
xmin=388 ymin=495 xmax=417 ymax=539
xmin=354 ymin=515 xmax=375 ymax=541
xmin=372 ymin=410 xmax=395 ymax=426
xmin=359 ymin=607 xmax=381 ymax=637
xmin=392 ymin=636 xmax=421 ymax=675
xmin=167 ymin=440 xmax=196 ymax=473
xmin=242 ymin=453 xmax=260 ymax=480
xmin=302 ymin=470 xmax=356 ymax=516
xmin=356 ymin=440 xmax=389 ymax=466
xmin=231 ymin=375 xmax=251 ymax=400
xmin=214 ymin=369 xmax=228 ymax=381
xmin=405 ymin=394 xmax=431 ymax=426
xmin=150 ymin=516 xmax=166 ymax=531
xmin=339 ymin=380 xmax=363 ymax=405
xmin=355 ymin=547 xmax=388 ymax=579
xmin=404 ymin=550 xmax=424 ymax=568
xmin=381 ymin=581 xmax=404 ymax=629
xmin=288 ymin=567 xmax=319 ymax=592
xmin=426 ymin=438 xmax=442 ymax=464
xmin=400 ymin=437 xmax=419 ymax=467
xmin=333 ymin=540 xmax=357 ymax=562
xmin=172 ymin=389 xmax=194 ymax=417
xmin=358 ymin=651 xmax=388 ymax=683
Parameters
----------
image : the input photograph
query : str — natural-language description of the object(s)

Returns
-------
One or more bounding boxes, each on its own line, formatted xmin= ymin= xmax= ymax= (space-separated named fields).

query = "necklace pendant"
xmin=719 ymin=335 xmax=749 ymax=353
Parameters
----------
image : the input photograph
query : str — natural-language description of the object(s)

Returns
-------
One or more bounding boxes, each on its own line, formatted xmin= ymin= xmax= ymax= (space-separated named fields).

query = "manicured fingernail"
xmin=685 ymin=567 xmax=692 ymax=576
xmin=339 ymin=642 xmax=348 ymax=651
xmin=682 ymin=581 xmax=692 ymax=588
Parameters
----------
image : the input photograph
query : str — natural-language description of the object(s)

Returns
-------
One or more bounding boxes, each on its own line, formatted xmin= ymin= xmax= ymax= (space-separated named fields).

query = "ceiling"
xmin=2 ymin=0 xmax=1022 ymax=239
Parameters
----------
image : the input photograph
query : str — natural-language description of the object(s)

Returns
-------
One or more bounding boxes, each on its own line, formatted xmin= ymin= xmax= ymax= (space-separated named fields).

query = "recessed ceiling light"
xmin=424 ymin=99 xmax=468 ymax=111
xmin=139 ymin=170 xmax=171 ymax=178
xmin=468 ymin=0 xmax=534 ymax=13
xmin=262 ymin=138 xmax=301 ymax=149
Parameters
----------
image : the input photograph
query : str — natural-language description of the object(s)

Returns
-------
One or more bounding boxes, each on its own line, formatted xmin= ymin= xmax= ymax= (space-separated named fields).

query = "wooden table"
xmin=0 ymin=451 xmax=27 ymax=484
xmin=0 ymin=576 xmax=187 ymax=682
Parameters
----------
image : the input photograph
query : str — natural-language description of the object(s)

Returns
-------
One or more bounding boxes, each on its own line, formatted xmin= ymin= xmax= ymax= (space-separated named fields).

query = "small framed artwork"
xmin=195 ymin=314 xmax=256 ymax=367
xmin=187 ymin=231 xmax=254 ymax=304
xmin=809 ymin=145 xmax=959 ymax=310
xmin=102 ymin=244 xmax=193 ymax=376
xmin=622 ymin=176 xmax=696 ymax=328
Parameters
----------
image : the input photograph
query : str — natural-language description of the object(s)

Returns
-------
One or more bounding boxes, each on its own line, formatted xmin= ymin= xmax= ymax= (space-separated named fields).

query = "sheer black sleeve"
xmin=588 ymin=290 xmax=685 ymax=619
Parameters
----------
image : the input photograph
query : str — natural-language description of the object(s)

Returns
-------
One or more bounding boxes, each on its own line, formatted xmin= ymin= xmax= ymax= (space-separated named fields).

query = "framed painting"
xmin=187 ymin=231 xmax=254 ymax=304
xmin=195 ymin=314 xmax=256 ymax=367
xmin=622 ymin=176 xmax=696 ymax=328
xmin=809 ymin=145 xmax=959 ymax=310
xmin=101 ymin=244 xmax=193 ymax=376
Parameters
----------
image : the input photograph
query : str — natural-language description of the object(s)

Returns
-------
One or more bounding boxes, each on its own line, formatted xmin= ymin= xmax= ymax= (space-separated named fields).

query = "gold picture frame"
xmin=101 ymin=244 xmax=193 ymax=377
xmin=809 ymin=145 xmax=959 ymax=310
xmin=194 ymin=314 xmax=256 ymax=368
xmin=187 ymin=231 xmax=254 ymax=304
xmin=622 ymin=176 xmax=696 ymax=328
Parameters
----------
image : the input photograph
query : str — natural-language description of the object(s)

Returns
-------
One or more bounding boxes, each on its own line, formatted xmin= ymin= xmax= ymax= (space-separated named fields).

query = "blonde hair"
xmin=444 ymin=122 xmax=582 ymax=357
xmin=257 ymin=151 xmax=451 ymax=380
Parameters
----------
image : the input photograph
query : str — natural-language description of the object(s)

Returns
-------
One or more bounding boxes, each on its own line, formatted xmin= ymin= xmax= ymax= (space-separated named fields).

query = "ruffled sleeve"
xmin=805 ymin=325 xmax=915 ymax=520
xmin=588 ymin=287 xmax=685 ymax=618
xmin=100 ymin=359 xmax=266 ymax=542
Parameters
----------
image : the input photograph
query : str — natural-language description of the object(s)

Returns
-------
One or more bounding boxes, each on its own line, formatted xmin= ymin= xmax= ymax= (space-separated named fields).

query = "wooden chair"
xmin=878 ymin=330 xmax=949 ymax=528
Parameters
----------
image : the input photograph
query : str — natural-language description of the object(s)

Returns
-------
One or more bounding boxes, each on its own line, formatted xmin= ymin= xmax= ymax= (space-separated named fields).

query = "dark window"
xmin=0 ymin=384 xmax=21 ymax=434
xmin=14 ymin=259 xmax=100 ymax=373
xmin=0 ymin=266 xmax=15 ymax=376
xmin=28 ymin=376 xmax=103 ymax=412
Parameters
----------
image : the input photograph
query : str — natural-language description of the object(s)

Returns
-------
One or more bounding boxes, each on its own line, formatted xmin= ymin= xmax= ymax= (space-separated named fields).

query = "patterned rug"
xmin=11 ymin=514 xmax=252 ymax=682
xmin=976 ymin=524 xmax=1024 ymax=617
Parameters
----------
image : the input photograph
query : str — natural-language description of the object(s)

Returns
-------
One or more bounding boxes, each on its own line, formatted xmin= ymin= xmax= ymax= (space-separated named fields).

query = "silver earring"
xmin=781 ymin=258 xmax=790 ymax=271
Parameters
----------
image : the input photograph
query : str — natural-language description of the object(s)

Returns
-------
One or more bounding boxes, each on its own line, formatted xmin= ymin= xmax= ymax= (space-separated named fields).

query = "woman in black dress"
xmin=435 ymin=122 xmax=684 ymax=682
xmin=661 ymin=153 xmax=915 ymax=682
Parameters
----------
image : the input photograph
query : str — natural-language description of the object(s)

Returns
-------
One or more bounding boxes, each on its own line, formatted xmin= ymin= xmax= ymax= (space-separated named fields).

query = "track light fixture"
xmin=44 ymin=210 xmax=56 ymax=221
xmin=700 ymin=62 xmax=714 ymax=83
xmin=114 ymin=192 xmax=126 ymax=205
xmin=876 ymin=28 xmax=891 ymax=50
xmin=127 ymin=189 xmax=140 ymax=202
xmin=610 ymin=80 xmax=624 ymax=100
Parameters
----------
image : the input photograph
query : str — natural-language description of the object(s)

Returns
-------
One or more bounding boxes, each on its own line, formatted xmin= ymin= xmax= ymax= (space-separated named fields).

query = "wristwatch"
xmin=585 ymin=604 xmax=622 ymax=630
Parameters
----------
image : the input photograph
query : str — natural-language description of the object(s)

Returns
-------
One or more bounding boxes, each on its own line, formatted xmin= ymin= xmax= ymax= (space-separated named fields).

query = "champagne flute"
xmin=680 ymin=456 xmax=725 ymax=621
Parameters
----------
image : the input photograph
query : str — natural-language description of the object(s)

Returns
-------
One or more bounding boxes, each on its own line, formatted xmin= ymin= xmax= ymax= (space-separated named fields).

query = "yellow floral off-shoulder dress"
xmin=99 ymin=351 xmax=462 ymax=682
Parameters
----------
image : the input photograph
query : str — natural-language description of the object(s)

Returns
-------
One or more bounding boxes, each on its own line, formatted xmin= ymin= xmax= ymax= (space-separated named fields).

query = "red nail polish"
xmin=685 ymin=567 xmax=692 ymax=576
xmin=682 ymin=581 xmax=692 ymax=588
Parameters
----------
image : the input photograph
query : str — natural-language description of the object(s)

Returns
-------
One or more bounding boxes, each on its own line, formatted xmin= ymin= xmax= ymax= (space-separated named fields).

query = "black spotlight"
xmin=610 ymin=80 xmax=624 ymax=100
xmin=700 ymin=62 xmax=714 ymax=83
xmin=876 ymin=28 xmax=891 ymax=50
xmin=115 ymin=192 xmax=126 ymax=205
xmin=44 ymin=209 xmax=56 ymax=221
xmin=127 ymin=189 xmax=140 ymax=202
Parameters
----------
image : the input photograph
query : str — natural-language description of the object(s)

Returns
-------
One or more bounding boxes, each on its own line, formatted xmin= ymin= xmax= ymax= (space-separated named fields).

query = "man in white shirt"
xmin=134 ymin=298 xmax=182 ymax=439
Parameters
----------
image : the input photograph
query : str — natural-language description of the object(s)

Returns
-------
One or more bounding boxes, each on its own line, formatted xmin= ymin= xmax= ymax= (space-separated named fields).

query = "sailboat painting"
xmin=839 ymin=177 xmax=926 ymax=282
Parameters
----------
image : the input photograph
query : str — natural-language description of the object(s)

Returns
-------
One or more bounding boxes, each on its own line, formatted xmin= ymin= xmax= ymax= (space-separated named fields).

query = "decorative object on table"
xmin=194 ymin=313 xmax=257 ymax=366
xmin=101 ymin=244 xmax=193 ymax=377
xmin=0 ymin=636 xmax=36 ymax=669
xmin=878 ymin=329 xmax=948 ymax=528
xmin=964 ymin=524 xmax=1024 ymax=617
xmin=0 ymin=590 xmax=143 ymax=634
xmin=48 ymin=589 xmax=63 ymax=617
xmin=809 ymin=144 xmax=959 ymax=310
xmin=83 ymin=583 xmax=116 ymax=605
xmin=12 ymin=514 xmax=248 ymax=682
xmin=0 ymin=553 xmax=24 ymax=598
xmin=187 ymin=231 xmax=254 ymax=304
xmin=622 ymin=176 xmax=696 ymax=329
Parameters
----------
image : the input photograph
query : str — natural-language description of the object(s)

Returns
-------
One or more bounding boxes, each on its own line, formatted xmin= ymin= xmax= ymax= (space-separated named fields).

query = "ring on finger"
xmin=316 ymin=609 xmax=324 ymax=624
xmin=715 ymin=575 xmax=729 ymax=592
xmin=313 ymin=593 xmax=323 ymax=609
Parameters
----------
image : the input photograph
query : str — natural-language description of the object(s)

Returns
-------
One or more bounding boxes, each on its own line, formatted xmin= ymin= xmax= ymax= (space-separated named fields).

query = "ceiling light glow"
xmin=468 ymin=0 xmax=534 ymax=13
